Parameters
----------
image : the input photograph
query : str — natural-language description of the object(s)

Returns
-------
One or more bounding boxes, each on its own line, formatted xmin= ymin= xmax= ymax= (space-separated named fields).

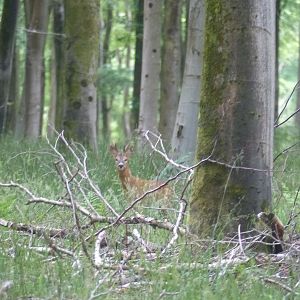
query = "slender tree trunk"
xmin=297 ymin=21 xmax=300 ymax=127
xmin=158 ymin=0 xmax=181 ymax=144
xmin=190 ymin=0 xmax=275 ymax=236
xmin=171 ymin=0 xmax=205 ymax=159
xmin=53 ymin=0 xmax=65 ymax=133
xmin=63 ymin=0 xmax=100 ymax=150
xmin=131 ymin=0 xmax=144 ymax=130
xmin=274 ymin=0 xmax=281 ymax=121
xmin=24 ymin=0 xmax=49 ymax=139
xmin=6 ymin=45 xmax=18 ymax=133
xmin=0 ymin=0 xmax=19 ymax=134
xmin=101 ymin=2 xmax=113 ymax=140
xmin=48 ymin=41 xmax=57 ymax=136
xmin=123 ymin=44 xmax=132 ymax=139
xmin=138 ymin=0 xmax=161 ymax=137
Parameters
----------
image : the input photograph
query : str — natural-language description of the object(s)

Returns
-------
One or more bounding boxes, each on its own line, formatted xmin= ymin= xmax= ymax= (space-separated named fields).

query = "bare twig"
xmin=274 ymin=80 xmax=300 ymax=126
xmin=161 ymin=200 xmax=187 ymax=255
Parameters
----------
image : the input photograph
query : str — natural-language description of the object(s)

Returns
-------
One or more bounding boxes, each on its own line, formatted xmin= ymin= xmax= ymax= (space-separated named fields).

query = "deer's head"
xmin=109 ymin=144 xmax=133 ymax=171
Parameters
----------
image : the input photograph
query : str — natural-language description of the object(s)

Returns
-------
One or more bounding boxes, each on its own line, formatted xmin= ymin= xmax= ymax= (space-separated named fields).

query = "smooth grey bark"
xmin=24 ymin=0 xmax=49 ymax=138
xmin=138 ymin=0 xmax=161 ymax=136
xmin=48 ymin=0 xmax=65 ymax=136
xmin=158 ymin=0 xmax=181 ymax=144
xmin=171 ymin=0 xmax=205 ymax=159
xmin=0 ymin=0 xmax=19 ymax=134
xmin=190 ymin=0 xmax=276 ymax=236
xmin=63 ymin=0 xmax=100 ymax=150
xmin=274 ymin=0 xmax=281 ymax=121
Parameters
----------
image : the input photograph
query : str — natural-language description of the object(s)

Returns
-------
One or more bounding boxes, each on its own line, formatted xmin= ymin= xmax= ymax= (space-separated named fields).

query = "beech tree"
xmin=190 ymin=1 xmax=276 ymax=236
xmin=0 ymin=0 xmax=19 ymax=134
xmin=23 ymin=0 xmax=49 ymax=138
xmin=131 ymin=0 xmax=144 ymax=130
xmin=171 ymin=0 xmax=205 ymax=158
xmin=63 ymin=0 xmax=100 ymax=150
xmin=48 ymin=0 xmax=65 ymax=136
xmin=158 ymin=0 xmax=181 ymax=143
xmin=138 ymin=0 xmax=161 ymax=136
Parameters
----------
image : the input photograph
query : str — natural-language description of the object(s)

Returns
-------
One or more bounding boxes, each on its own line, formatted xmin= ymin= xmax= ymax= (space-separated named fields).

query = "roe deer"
xmin=109 ymin=144 xmax=172 ymax=200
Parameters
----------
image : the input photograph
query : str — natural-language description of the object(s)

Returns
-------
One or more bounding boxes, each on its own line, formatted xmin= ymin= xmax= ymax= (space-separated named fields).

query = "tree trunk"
xmin=48 ymin=0 xmax=65 ymax=136
xmin=63 ymin=0 xmax=100 ymax=150
xmin=190 ymin=0 xmax=275 ymax=236
xmin=158 ymin=0 xmax=181 ymax=144
xmin=131 ymin=0 xmax=144 ymax=130
xmin=274 ymin=0 xmax=281 ymax=121
xmin=0 ymin=0 xmax=19 ymax=134
xmin=24 ymin=0 xmax=49 ymax=139
xmin=296 ymin=21 xmax=300 ymax=127
xmin=123 ymin=44 xmax=132 ymax=139
xmin=138 ymin=0 xmax=161 ymax=137
xmin=101 ymin=2 xmax=113 ymax=140
xmin=6 ymin=45 xmax=18 ymax=133
xmin=53 ymin=0 xmax=65 ymax=133
xmin=48 ymin=40 xmax=57 ymax=137
xmin=171 ymin=0 xmax=205 ymax=159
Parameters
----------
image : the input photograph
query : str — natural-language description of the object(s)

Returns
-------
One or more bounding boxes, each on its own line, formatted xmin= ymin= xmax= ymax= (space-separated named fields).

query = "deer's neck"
xmin=118 ymin=167 xmax=133 ymax=190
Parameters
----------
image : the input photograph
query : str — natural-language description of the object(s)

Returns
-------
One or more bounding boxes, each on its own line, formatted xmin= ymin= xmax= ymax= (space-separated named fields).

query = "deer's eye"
xmin=124 ymin=159 xmax=127 ymax=162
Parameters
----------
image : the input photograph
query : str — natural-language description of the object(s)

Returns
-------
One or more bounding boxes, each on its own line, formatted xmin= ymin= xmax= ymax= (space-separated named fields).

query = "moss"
xmin=190 ymin=1 xmax=265 ymax=236
xmin=63 ymin=0 xmax=100 ymax=142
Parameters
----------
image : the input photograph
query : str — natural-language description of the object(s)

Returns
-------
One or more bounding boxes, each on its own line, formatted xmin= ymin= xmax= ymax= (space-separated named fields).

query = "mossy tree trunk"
xmin=63 ymin=0 xmax=100 ymax=150
xmin=190 ymin=1 xmax=276 ymax=236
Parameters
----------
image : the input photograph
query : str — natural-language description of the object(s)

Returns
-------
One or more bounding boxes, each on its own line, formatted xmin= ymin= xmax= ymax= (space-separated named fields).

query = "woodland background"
xmin=0 ymin=0 xmax=300 ymax=299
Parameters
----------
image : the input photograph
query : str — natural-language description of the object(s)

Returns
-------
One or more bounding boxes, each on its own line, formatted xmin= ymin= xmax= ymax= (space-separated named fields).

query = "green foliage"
xmin=98 ymin=65 xmax=132 ymax=97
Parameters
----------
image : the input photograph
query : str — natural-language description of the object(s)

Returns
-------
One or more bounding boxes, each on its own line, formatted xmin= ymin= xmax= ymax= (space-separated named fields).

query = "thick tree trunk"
xmin=190 ymin=1 xmax=275 ymax=236
xmin=131 ymin=0 xmax=144 ymax=130
xmin=0 ymin=0 xmax=19 ymax=134
xmin=158 ymin=0 xmax=181 ymax=144
xmin=24 ymin=0 xmax=49 ymax=139
xmin=171 ymin=0 xmax=205 ymax=159
xmin=63 ymin=0 xmax=100 ymax=150
xmin=138 ymin=0 xmax=161 ymax=136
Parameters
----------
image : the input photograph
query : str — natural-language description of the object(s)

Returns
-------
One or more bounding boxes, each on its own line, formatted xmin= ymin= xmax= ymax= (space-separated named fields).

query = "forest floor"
xmin=0 ymin=135 xmax=299 ymax=299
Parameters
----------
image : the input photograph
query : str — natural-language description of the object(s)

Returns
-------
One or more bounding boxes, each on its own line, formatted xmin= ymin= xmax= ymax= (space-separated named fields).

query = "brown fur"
xmin=257 ymin=212 xmax=284 ymax=253
xmin=109 ymin=144 xmax=172 ymax=199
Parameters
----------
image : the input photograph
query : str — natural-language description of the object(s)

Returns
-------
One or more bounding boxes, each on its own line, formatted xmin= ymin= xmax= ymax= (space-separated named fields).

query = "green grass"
xmin=0 ymin=136 xmax=299 ymax=299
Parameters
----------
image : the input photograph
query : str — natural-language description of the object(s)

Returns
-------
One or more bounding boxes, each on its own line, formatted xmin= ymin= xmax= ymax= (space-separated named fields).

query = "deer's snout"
xmin=117 ymin=162 xmax=125 ymax=170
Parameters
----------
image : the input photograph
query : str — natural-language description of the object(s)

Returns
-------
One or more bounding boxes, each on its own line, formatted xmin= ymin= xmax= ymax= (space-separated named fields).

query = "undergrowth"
xmin=0 ymin=135 xmax=299 ymax=299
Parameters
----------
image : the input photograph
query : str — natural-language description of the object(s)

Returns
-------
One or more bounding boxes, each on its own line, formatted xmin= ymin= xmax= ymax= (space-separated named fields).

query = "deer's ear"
xmin=124 ymin=144 xmax=133 ymax=155
xmin=109 ymin=143 xmax=118 ymax=155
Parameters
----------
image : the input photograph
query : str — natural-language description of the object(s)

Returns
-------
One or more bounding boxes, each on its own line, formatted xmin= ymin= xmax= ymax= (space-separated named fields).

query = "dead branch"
xmin=0 ymin=218 xmax=71 ymax=238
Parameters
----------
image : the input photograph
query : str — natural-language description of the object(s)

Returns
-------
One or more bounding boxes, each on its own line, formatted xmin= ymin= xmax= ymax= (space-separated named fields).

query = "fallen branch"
xmin=0 ymin=218 xmax=71 ymax=238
